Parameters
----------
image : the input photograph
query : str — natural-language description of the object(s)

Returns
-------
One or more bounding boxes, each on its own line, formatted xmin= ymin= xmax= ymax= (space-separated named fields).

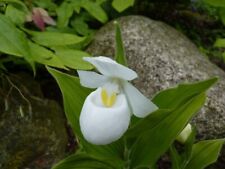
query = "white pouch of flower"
xmin=78 ymin=56 xmax=158 ymax=145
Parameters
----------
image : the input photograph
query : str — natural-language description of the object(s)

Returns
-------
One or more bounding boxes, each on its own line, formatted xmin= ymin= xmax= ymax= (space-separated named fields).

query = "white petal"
xmin=122 ymin=81 xmax=158 ymax=118
xmin=83 ymin=56 xmax=137 ymax=81
xmin=78 ymin=70 xmax=109 ymax=88
xmin=80 ymin=88 xmax=131 ymax=145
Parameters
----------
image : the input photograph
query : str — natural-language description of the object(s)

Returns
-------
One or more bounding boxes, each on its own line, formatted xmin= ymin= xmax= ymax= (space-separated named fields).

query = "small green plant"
xmin=47 ymin=22 xmax=224 ymax=169
xmin=0 ymin=0 xmax=134 ymax=72
xmin=201 ymin=0 xmax=225 ymax=62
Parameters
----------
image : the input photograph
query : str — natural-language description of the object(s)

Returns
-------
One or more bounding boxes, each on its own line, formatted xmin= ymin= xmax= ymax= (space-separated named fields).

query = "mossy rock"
xmin=0 ymin=73 xmax=68 ymax=169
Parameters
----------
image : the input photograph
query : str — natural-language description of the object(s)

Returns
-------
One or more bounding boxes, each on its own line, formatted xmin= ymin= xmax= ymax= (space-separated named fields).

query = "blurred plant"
xmin=200 ymin=0 xmax=225 ymax=62
xmin=0 ymin=0 xmax=134 ymax=73
xmin=47 ymin=22 xmax=224 ymax=169
xmin=26 ymin=7 xmax=56 ymax=31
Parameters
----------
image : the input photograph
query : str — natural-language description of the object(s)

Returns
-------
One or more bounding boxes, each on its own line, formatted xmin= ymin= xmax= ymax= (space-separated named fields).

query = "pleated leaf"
xmin=184 ymin=139 xmax=224 ymax=169
xmin=153 ymin=77 xmax=218 ymax=109
xmin=130 ymin=93 xmax=206 ymax=168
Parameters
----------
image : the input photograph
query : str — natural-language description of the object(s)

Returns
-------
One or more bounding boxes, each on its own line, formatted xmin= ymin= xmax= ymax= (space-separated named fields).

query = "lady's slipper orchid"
xmin=78 ymin=56 xmax=158 ymax=145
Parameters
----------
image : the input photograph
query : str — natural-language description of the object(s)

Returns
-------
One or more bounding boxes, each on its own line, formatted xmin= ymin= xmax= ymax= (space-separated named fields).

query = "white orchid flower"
xmin=78 ymin=56 xmax=158 ymax=145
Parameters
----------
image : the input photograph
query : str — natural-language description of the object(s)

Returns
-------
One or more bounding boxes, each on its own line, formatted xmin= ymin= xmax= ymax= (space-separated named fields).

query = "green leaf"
xmin=0 ymin=0 xmax=29 ymax=12
xmin=5 ymin=4 xmax=26 ymax=25
xmin=214 ymin=38 xmax=225 ymax=47
xmin=72 ymin=16 xmax=91 ymax=36
xmin=55 ymin=48 xmax=93 ymax=70
xmin=56 ymin=1 xmax=74 ymax=28
xmin=184 ymin=139 xmax=225 ymax=169
xmin=71 ymin=0 xmax=82 ymax=13
xmin=203 ymin=0 xmax=225 ymax=7
xmin=153 ymin=77 xmax=218 ymax=109
xmin=0 ymin=14 xmax=34 ymax=69
xmin=47 ymin=68 xmax=125 ymax=163
xmin=34 ymin=0 xmax=57 ymax=10
xmin=52 ymin=153 xmax=117 ymax=169
xmin=28 ymin=42 xmax=66 ymax=69
xmin=0 ymin=14 xmax=29 ymax=57
xmin=27 ymin=30 xmax=86 ymax=47
xmin=112 ymin=0 xmax=134 ymax=12
xmin=127 ymin=78 xmax=217 ymax=137
xmin=81 ymin=0 xmax=108 ymax=23
xmin=180 ymin=128 xmax=196 ymax=168
xmin=114 ymin=21 xmax=127 ymax=66
xmin=129 ymin=93 xmax=206 ymax=168
xmin=47 ymin=67 xmax=90 ymax=136
xmin=170 ymin=145 xmax=181 ymax=169
xmin=127 ymin=109 xmax=169 ymax=138
xmin=170 ymin=128 xmax=196 ymax=169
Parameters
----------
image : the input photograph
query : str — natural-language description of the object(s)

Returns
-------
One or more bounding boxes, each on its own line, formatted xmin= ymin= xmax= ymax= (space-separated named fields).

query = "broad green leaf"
xmin=214 ymin=38 xmax=225 ymax=47
xmin=52 ymin=153 xmax=117 ymax=169
xmin=55 ymin=48 xmax=93 ymax=70
xmin=5 ymin=4 xmax=26 ymax=25
xmin=184 ymin=139 xmax=225 ymax=169
xmin=27 ymin=31 xmax=85 ymax=47
xmin=114 ymin=21 xmax=127 ymax=66
xmin=127 ymin=78 xmax=217 ymax=137
xmin=47 ymin=67 xmax=90 ymax=136
xmin=72 ymin=16 xmax=91 ymax=36
xmin=0 ymin=14 xmax=28 ymax=57
xmin=47 ymin=68 xmax=125 ymax=163
xmin=127 ymin=109 xmax=169 ymax=138
xmin=0 ymin=0 xmax=28 ymax=12
xmin=28 ymin=42 xmax=66 ymax=69
xmin=0 ymin=14 xmax=34 ymax=69
xmin=56 ymin=1 xmax=74 ymax=28
xmin=130 ymin=93 xmax=206 ymax=168
xmin=81 ymin=0 xmax=108 ymax=23
xmin=203 ymin=0 xmax=225 ymax=7
xmin=112 ymin=0 xmax=134 ymax=12
xmin=153 ymin=77 xmax=218 ymax=109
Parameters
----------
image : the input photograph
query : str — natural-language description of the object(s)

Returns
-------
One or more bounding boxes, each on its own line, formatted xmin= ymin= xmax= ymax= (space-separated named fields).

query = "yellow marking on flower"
xmin=101 ymin=88 xmax=108 ymax=106
xmin=101 ymin=88 xmax=117 ymax=107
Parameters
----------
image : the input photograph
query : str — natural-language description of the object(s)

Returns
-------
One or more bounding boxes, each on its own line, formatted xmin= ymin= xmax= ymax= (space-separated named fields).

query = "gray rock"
xmin=87 ymin=16 xmax=225 ymax=167
xmin=0 ymin=73 xmax=68 ymax=169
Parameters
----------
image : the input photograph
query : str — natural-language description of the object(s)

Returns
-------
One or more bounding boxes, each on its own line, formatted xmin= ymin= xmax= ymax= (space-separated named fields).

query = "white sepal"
xmin=77 ymin=70 xmax=109 ymax=88
xmin=83 ymin=56 xmax=138 ymax=81
xmin=80 ymin=88 xmax=131 ymax=145
xmin=122 ymin=81 xmax=158 ymax=118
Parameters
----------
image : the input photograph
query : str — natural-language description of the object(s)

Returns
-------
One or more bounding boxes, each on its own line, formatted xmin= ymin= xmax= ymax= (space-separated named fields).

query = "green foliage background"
xmin=0 ymin=0 xmax=224 ymax=168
